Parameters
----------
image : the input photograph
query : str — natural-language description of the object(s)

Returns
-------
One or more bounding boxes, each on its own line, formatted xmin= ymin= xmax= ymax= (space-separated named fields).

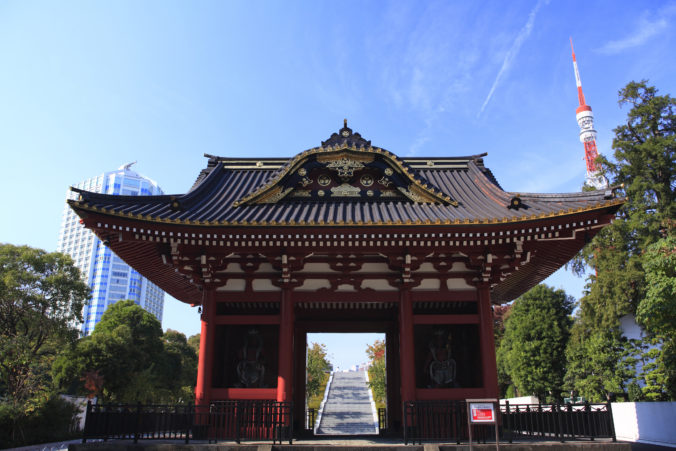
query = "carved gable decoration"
xmin=233 ymin=122 xmax=456 ymax=207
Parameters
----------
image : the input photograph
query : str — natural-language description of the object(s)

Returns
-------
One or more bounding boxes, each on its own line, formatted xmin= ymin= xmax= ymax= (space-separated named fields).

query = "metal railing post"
xmin=134 ymin=402 xmax=141 ymax=444
xmin=556 ymin=403 xmax=564 ymax=442
xmin=235 ymin=401 xmax=241 ymax=444
xmin=289 ymin=401 xmax=294 ymax=444
xmin=585 ymin=401 xmax=592 ymax=441
xmin=82 ymin=400 xmax=92 ymax=444
xmin=504 ymin=400 xmax=512 ymax=444
xmin=403 ymin=402 xmax=409 ymax=445
xmin=184 ymin=405 xmax=190 ymax=444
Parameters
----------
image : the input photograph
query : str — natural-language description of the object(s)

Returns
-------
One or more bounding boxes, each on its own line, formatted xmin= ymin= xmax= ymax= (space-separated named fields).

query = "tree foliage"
xmin=162 ymin=329 xmax=199 ymax=403
xmin=564 ymin=323 xmax=635 ymax=402
xmin=306 ymin=342 xmax=331 ymax=400
xmin=636 ymin=228 xmax=676 ymax=399
xmin=0 ymin=244 xmax=89 ymax=446
xmin=605 ymin=81 xmax=675 ymax=242
xmin=53 ymin=300 xmax=197 ymax=403
xmin=366 ymin=339 xmax=386 ymax=406
xmin=0 ymin=244 xmax=89 ymax=410
xmin=637 ymin=230 xmax=676 ymax=339
xmin=497 ymin=285 xmax=573 ymax=402
xmin=493 ymin=304 xmax=513 ymax=397
xmin=187 ymin=333 xmax=201 ymax=355
xmin=567 ymin=81 xmax=676 ymax=400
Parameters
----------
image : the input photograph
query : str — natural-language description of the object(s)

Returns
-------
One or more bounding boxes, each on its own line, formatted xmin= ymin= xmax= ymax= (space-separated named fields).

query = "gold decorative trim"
xmin=330 ymin=183 xmax=361 ymax=197
xmin=232 ymin=144 xmax=455 ymax=206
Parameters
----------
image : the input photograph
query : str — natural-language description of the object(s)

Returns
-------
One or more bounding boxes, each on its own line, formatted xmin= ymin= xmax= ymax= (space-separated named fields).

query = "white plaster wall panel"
xmin=447 ymin=279 xmax=475 ymax=290
xmin=417 ymin=262 xmax=437 ymax=272
xmin=252 ymin=279 xmax=281 ymax=291
xmin=224 ymin=262 xmax=244 ymax=273
xmin=360 ymin=263 xmax=394 ymax=273
xmin=295 ymin=279 xmax=332 ymax=291
xmin=336 ymin=283 xmax=357 ymax=292
xmin=412 ymin=279 xmax=441 ymax=291
xmin=216 ymin=279 xmax=246 ymax=292
xmin=450 ymin=261 xmax=470 ymax=271
xmin=299 ymin=263 xmax=336 ymax=273
xmin=360 ymin=279 xmax=398 ymax=291
xmin=257 ymin=262 xmax=275 ymax=273
xmin=620 ymin=314 xmax=644 ymax=341
xmin=214 ymin=263 xmax=239 ymax=274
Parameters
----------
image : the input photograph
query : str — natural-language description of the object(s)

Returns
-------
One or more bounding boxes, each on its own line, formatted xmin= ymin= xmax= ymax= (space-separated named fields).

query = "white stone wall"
xmin=499 ymin=395 xmax=539 ymax=405
xmin=612 ymin=402 xmax=676 ymax=446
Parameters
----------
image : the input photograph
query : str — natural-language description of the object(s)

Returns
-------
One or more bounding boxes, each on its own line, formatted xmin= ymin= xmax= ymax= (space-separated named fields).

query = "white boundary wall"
xmin=612 ymin=402 xmax=676 ymax=447
xmin=499 ymin=396 xmax=539 ymax=405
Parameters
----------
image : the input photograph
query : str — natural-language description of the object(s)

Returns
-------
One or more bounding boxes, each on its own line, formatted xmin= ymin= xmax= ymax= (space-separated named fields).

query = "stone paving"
xmin=315 ymin=371 xmax=378 ymax=435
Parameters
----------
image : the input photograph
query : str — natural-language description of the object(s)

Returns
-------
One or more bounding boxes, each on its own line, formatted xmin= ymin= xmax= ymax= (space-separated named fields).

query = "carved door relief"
xmin=212 ymin=325 xmax=280 ymax=388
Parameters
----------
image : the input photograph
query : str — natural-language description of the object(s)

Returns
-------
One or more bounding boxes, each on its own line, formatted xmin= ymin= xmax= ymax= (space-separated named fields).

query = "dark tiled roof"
xmin=69 ymin=151 xmax=622 ymax=227
xmin=69 ymin=124 xmax=615 ymax=226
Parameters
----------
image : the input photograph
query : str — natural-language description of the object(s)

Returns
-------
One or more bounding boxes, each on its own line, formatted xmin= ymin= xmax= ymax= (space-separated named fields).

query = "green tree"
xmin=53 ymin=300 xmax=194 ymax=403
xmin=497 ymin=285 xmax=573 ymax=402
xmin=0 ymin=245 xmax=89 ymax=406
xmin=569 ymin=81 xmax=675 ymax=399
xmin=636 ymin=228 xmax=676 ymax=399
xmin=187 ymin=333 xmax=201 ymax=355
xmin=603 ymin=81 xmax=675 ymax=246
xmin=306 ymin=342 xmax=331 ymax=400
xmin=366 ymin=339 xmax=386 ymax=406
xmin=161 ymin=329 xmax=198 ymax=402
xmin=493 ymin=304 xmax=513 ymax=397
xmin=0 ymin=244 xmax=89 ymax=446
xmin=564 ymin=322 xmax=636 ymax=402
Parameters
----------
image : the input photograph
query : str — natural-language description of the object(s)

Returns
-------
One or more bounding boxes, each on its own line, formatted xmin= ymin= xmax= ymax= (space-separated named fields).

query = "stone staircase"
xmin=315 ymin=371 xmax=378 ymax=435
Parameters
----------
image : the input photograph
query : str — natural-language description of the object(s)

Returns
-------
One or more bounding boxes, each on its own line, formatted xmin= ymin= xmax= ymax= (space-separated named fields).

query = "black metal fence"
xmin=404 ymin=401 xmax=616 ymax=444
xmin=404 ymin=400 xmax=468 ymax=444
xmin=378 ymin=407 xmax=387 ymax=433
xmin=306 ymin=408 xmax=316 ymax=430
xmin=82 ymin=401 xmax=293 ymax=444
xmin=502 ymin=402 xmax=616 ymax=442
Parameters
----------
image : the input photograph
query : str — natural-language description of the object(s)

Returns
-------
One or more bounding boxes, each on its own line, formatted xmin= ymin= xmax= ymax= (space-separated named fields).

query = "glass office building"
xmin=57 ymin=163 xmax=165 ymax=335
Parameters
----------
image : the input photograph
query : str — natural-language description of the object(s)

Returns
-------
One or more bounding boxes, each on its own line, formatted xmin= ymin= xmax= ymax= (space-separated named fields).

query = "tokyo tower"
xmin=571 ymin=39 xmax=608 ymax=189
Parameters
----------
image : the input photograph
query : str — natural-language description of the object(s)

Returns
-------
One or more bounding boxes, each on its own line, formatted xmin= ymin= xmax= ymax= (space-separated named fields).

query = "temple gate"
xmin=69 ymin=122 xmax=623 ymax=435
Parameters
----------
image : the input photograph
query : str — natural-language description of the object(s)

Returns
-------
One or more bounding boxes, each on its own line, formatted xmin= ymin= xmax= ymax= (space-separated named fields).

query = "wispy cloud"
xmin=596 ymin=6 xmax=674 ymax=54
xmin=477 ymin=0 xmax=548 ymax=117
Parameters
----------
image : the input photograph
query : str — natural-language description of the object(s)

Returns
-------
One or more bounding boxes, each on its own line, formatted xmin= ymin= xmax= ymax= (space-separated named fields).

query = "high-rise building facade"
xmin=57 ymin=163 xmax=165 ymax=335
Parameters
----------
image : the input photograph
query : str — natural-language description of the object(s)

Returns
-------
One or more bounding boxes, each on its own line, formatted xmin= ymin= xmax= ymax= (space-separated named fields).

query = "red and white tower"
xmin=571 ymin=38 xmax=608 ymax=189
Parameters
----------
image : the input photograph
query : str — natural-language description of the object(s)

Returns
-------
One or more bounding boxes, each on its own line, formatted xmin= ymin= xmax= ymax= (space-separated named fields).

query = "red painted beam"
xmin=214 ymin=315 xmax=281 ymax=325
xmin=413 ymin=314 xmax=479 ymax=324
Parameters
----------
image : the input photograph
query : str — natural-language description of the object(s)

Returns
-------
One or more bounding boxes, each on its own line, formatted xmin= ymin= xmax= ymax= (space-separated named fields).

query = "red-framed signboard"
xmin=469 ymin=402 xmax=496 ymax=423
xmin=466 ymin=398 xmax=499 ymax=451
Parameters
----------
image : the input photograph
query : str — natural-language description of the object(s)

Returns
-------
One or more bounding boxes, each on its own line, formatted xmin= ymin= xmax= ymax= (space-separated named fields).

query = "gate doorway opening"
xmin=294 ymin=318 xmax=399 ymax=436
xmin=306 ymin=333 xmax=385 ymax=435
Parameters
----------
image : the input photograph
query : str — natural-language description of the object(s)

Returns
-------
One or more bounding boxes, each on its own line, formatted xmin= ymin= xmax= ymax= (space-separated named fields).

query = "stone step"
xmin=315 ymin=371 xmax=378 ymax=436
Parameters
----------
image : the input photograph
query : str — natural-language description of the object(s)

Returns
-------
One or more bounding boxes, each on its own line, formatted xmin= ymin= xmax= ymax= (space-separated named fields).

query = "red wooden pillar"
xmin=478 ymin=284 xmax=499 ymax=397
xmin=399 ymin=287 xmax=415 ymax=402
xmin=277 ymin=288 xmax=294 ymax=402
xmin=195 ymin=290 xmax=216 ymax=405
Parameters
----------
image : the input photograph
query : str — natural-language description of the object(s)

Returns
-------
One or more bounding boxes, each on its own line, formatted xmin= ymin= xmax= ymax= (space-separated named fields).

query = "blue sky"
xmin=1 ymin=1 xmax=675 ymax=369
